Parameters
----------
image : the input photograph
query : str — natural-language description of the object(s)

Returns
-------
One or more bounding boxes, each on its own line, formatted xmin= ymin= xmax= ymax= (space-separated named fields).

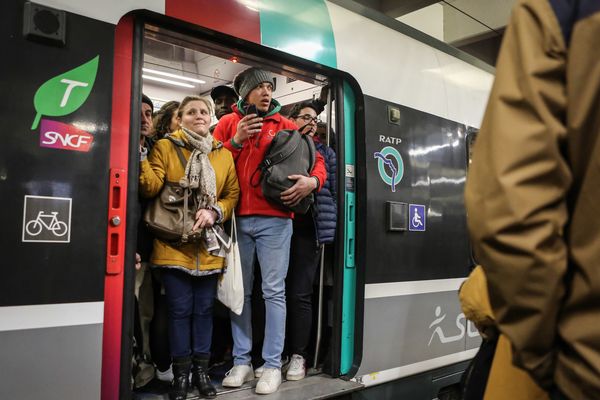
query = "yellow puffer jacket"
xmin=460 ymin=266 xmax=549 ymax=400
xmin=139 ymin=129 xmax=239 ymax=273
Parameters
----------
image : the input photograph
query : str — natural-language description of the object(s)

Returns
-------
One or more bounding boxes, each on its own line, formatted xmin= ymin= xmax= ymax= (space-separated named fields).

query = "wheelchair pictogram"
xmin=412 ymin=211 xmax=423 ymax=229
xmin=409 ymin=204 xmax=426 ymax=232
xmin=25 ymin=211 xmax=68 ymax=237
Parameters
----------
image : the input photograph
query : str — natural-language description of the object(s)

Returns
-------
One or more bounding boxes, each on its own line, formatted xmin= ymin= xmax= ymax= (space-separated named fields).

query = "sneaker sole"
xmin=286 ymin=373 xmax=305 ymax=381
xmin=222 ymin=374 xmax=254 ymax=387
xmin=255 ymin=385 xmax=280 ymax=395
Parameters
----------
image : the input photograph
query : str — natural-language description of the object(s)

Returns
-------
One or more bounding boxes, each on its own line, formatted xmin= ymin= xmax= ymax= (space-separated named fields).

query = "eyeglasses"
xmin=296 ymin=114 xmax=320 ymax=124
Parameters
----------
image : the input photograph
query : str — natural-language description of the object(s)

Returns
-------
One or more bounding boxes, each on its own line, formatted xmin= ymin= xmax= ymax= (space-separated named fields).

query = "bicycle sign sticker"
xmin=22 ymin=195 xmax=72 ymax=243
xmin=409 ymin=204 xmax=426 ymax=232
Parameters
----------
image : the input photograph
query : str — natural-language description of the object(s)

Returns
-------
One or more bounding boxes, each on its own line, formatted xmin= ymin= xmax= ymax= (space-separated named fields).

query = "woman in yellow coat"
xmin=460 ymin=266 xmax=549 ymax=400
xmin=139 ymin=95 xmax=239 ymax=400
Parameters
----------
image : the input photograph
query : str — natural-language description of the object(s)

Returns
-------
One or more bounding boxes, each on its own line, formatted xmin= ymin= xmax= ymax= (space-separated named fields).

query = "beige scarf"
xmin=179 ymin=126 xmax=221 ymax=254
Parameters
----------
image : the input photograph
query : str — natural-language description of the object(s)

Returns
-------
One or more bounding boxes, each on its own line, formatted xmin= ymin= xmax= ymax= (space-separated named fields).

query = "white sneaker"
xmin=155 ymin=365 xmax=173 ymax=382
xmin=222 ymin=364 xmax=254 ymax=388
xmin=258 ymin=355 xmax=288 ymax=377
xmin=255 ymin=368 xmax=282 ymax=395
xmin=286 ymin=354 xmax=306 ymax=381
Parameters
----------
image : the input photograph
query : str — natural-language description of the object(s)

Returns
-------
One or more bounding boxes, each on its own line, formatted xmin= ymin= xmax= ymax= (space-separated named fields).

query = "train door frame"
xmin=103 ymin=10 xmax=367 ymax=399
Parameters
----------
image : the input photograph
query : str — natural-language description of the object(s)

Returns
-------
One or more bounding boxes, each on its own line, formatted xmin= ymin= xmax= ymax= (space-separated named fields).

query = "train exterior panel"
xmin=0 ymin=0 xmax=493 ymax=398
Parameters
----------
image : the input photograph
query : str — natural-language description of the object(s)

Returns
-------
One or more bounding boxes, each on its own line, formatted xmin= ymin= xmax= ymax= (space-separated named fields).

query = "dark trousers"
xmin=286 ymin=223 xmax=321 ymax=359
xmin=149 ymin=270 xmax=170 ymax=371
xmin=162 ymin=268 xmax=218 ymax=358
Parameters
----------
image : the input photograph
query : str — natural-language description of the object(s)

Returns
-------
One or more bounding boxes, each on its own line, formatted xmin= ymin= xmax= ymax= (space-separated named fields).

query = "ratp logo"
xmin=374 ymin=146 xmax=404 ymax=192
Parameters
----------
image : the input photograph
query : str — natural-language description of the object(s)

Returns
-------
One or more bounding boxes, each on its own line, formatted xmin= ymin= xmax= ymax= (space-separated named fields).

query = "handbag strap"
xmin=165 ymin=135 xmax=188 ymax=170
xmin=165 ymin=135 xmax=192 ymax=243
xmin=229 ymin=212 xmax=237 ymax=244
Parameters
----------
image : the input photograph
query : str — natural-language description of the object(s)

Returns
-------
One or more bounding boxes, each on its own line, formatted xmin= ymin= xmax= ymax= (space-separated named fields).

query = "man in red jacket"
xmin=214 ymin=67 xmax=326 ymax=394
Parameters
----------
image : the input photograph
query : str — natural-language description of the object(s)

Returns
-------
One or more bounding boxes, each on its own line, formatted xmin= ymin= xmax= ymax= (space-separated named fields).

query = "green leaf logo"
xmin=31 ymin=55 xmax=99 ymax=130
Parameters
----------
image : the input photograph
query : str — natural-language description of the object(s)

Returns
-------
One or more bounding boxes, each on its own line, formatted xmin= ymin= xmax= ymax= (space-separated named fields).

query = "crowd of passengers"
xmin=133 ymin=67 xmax=337 ymax=399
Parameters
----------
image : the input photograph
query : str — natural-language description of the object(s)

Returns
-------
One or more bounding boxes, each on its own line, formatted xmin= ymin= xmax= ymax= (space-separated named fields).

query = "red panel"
xmin=166 ymin=0 xmax=261 ymax=43
xmin=101 ymin=15 xmax=133 ymax=400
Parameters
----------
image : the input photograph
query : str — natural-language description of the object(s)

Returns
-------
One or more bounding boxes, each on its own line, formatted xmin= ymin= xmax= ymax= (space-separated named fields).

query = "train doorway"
xmin=117 ymin=17 xmax=362 ymax=399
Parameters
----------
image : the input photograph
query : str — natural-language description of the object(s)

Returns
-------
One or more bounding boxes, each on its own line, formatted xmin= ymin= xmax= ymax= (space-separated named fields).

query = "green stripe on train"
xmin=341 ymin=81 xmax=356 ymax=374
xmin=259 ymin=0 xmax=337 ymax=68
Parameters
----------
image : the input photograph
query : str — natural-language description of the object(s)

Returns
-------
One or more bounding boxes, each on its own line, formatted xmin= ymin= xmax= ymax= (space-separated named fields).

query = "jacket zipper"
xmin=243 ymin=134 xmax=256 ymax=212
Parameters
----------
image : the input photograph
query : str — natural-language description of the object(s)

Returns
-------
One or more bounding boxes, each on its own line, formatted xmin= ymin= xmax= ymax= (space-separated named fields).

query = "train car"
xmin=0 ymin=0 xmax=493 ymax=399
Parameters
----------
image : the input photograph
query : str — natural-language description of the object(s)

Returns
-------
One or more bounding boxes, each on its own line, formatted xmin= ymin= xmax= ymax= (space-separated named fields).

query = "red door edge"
xmin=101 ymin=15 xmax=133 ymax=400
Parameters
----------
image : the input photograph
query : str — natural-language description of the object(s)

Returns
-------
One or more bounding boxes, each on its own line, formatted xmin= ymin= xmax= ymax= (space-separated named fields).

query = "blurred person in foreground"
xmin=465 ymin=1 xmax=600 ymax=399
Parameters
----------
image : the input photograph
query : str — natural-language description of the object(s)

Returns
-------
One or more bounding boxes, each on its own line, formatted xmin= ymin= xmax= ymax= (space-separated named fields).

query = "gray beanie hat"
xmin=233 ymin=67 xmax=273 ymax=100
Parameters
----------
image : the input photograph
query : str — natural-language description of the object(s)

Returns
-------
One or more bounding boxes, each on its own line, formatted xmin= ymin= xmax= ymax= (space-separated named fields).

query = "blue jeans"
xmin=162 ymin=268 xmax=218 ymax=358
xmin=231 ymin=216 xmax=292 ymax=369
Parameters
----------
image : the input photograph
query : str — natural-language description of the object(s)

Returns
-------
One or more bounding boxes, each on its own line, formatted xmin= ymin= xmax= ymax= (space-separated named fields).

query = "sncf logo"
xmin=40 ymin=119 xmax=93 ymax=152
xmin=427 ymin=306 xmax=479 ymax=346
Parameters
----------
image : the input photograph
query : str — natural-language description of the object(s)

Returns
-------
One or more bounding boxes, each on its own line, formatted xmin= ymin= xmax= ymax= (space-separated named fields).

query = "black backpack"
xmin=252 ymin=129 xmax=316 ymax=214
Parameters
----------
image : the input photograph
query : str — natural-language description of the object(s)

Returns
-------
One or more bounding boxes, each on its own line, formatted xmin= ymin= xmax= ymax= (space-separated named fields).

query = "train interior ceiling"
xmin=136 ymin=25 xmax=348 ymax=399
xmin=143 ymin=25 xmax=331 ymax=123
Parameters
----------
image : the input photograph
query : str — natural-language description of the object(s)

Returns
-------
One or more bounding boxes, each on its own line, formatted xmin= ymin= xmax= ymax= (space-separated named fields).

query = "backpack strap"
xmin=262 ymin=130 xmax=301 ymax=168
xmin=303 ymin=134 xmax=316 ymax=172
xmin=250 ymin=130 xmax=302 ymax=188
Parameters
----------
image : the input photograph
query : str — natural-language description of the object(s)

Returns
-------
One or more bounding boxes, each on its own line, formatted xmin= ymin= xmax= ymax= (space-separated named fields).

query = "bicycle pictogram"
xmin=25 ymin=211 xmax=68 ymax=237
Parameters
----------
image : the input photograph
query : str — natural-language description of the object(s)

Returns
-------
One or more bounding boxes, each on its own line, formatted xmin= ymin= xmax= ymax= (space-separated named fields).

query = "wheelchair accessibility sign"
xmin=22 ymin=195 xmax=72 ymax=243
xmin=409 ymin=204 xmax=426 ymax=232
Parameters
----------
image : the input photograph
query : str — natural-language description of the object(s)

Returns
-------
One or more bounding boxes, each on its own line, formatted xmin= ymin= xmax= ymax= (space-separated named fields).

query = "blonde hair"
xmin=177 ymin=96 xmax=213 ymax=118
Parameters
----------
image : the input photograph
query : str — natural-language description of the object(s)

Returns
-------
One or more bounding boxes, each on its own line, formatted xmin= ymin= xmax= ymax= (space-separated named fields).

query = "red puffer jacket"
xmin=214 ymin=102 xmax=326 ymax=218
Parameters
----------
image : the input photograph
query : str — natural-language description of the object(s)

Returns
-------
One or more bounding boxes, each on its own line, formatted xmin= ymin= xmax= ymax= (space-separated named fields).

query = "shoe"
xmin=286 ymin=354 xmax=306 ymax=381
xmin=280 ymin=355 xmax=290 ymax=374
xmin=255 ymin=368 xmax=282 ymax=395
xmin=156 ymin=365 xmax=174 ymax=382
xmin=170 ymin=356 xmax=191 ymax=400
xmin=192 ymin=355 xmax=217 ymax=398
xmin=222 ymin=364 xmax=254 ymax=388
xmin=257 ymin=355 xmax=287 ymax=377
xmin=133 ymin=359 xmax=155 ymax=388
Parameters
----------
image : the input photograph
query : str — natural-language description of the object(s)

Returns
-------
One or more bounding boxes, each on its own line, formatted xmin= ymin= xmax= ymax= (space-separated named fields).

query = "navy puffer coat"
xmin=313 ymin=139 xmax=337 ymax=244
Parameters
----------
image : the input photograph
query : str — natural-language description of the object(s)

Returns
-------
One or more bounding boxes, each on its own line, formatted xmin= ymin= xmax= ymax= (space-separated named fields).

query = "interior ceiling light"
xmin=142 ymin=67 xmax=206 ymax=84
xmin=142 ymin=75 xmax=195 ymax=88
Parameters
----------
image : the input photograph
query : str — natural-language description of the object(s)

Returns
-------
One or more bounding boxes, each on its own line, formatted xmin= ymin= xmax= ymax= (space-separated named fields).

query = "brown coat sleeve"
xmin=464 ymin=0 xmax=571 ymax=388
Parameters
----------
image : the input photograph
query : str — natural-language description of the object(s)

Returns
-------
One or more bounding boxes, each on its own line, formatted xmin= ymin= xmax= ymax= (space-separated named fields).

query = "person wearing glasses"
xmin=284 ymin=100 xmax=337 ymax=380
xmin=213 ymin=68 xmax=327 ymax=394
